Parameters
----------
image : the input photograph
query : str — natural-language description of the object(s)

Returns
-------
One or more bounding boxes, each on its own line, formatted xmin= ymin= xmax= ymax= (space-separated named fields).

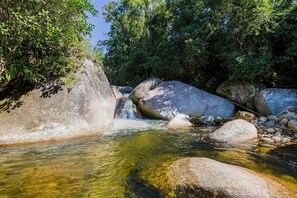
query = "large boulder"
xmin=255 ymin=88 xmax=297 ymax=116
xmin=137 ymin=81 xmax=235 ymax=120
xmin=217 ymin=80 xmax=265 ymax=108
xmin=209 ymin=119 xmax=257 ymax=144
xmin=0 ymin=59 xmax=116 ymax=145
xmin=131 ymin=77 xmax=161 ymax=105
xmin=167 ymin=157 xmax=286 ymax=198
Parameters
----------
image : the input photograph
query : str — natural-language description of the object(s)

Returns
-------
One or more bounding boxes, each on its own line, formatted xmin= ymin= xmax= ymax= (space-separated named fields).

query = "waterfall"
xmin=116 ymin=94 xmax=138 ymax=119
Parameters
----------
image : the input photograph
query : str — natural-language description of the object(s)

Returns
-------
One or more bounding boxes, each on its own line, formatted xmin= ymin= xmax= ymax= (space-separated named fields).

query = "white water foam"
xmin=104 ymin=119 xmax=166 ymax=136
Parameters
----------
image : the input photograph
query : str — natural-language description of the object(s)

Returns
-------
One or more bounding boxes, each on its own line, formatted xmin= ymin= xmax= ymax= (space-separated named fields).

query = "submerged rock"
xmin=255 ymin=88 xmax=297 ymax=116
xmin=137 ymin=81 xmax=235 ymax=120
xmin=0 ymin=59 xmax=116 ymax=145
xmin=164 ymin=114 xmax=193 ymax=129
xmin=167 ymin=157 xmax=286 ymax=198
xmin=209 ymin=119 xmax=257 ymax=144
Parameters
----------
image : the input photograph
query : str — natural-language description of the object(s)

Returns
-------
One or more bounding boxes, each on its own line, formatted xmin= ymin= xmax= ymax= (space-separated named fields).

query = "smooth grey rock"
xmin=167 ymin=158 xmax=285 ymax=198
xmin=209 ymin=119 xmax=257 ymax=144
xmin=131 ymin=77 xmax=161 ymax=105
xmin=138 ymin=81 xmax=235 ymax=120
xmin=255 ymin=88 xmax=297 ymax=116
xmin=288 ymin=120 xmax=297 ymax=133
xmin=0 ymin=59 xmax=116 ymax=145
xmin=263 ymin=121 xmax=276 ymax=127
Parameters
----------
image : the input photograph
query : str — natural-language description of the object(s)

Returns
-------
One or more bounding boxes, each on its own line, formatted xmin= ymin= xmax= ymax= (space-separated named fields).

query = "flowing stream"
xmin=0 ymin=119 xmax=296 ymax=197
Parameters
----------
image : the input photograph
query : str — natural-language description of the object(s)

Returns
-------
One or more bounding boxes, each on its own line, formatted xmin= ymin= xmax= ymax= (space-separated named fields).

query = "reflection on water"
xmin=0 ymin=120 xmax=296 ymax=197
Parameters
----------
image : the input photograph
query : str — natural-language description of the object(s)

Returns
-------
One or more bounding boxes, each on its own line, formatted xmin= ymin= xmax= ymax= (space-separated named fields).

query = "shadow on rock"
xmin=40 ymin=80 xmax=64 ymax=98
xmin=0 ymin=80 xmax=31 ymax=113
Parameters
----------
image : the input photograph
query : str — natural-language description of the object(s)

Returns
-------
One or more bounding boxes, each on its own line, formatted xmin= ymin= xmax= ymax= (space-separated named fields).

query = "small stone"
xmin=267 ymin=115 xmax=278 ymax=121
xmin=235 ymin=111 xmax=256 ymax=122
xmin=265 ymin=128 xmax=275 ymax=133
xmin=274 ymin=132 xmax=281 ymax=137
xmin=261 ymin=137 xmax=275 ymax=144
xmin=257 ymin=129 xmax=264 ymax=134
xmin=279 ymin=118 xmax=289 ymax=126
xmin=205 ymin=116 xmax=215 ymax=123
xmin=281 ymin=138 xmax=290 ymax=144
xmin=213 ymin=117 xmax=223 ymax=125
xmin=287 ymin=120 xmax=297 ymax=133
xmin=274 ymin=128 xmax=282 ymax=133
xmin=259 ymin=117 xmax=267 ymax=122
xmin=272 ymin=136 xmax=282 ymax=143
xmin=263 ymin=121 xmax=275 ymax=127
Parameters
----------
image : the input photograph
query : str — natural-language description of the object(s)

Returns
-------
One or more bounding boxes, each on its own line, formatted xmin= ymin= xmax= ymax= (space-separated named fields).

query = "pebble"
xmin=259 ymin=117 xmax=267 ymax=122
xmin=263 ymin=121 xmax=275 ymax=127
xmin=272 ymin=136 xmax=282 ymax=143
xmin=205 ymin=116 xmax=214 ymax=123
xmin=261 ymin=137 xmax=275 ymax=144
xmin=281 ymin=138 xmax=290 ymax=144
xmin=267 ymin=115 xmax=278 ymax=121
xmin=279 ymin=118 xmax=289 ymax=126
xmin=274 ymin=132 xmax=281 ymax=136
xmin=213 ymin=117 xmax=223 ymax=125
xmin=266 ymin=128 xmax=275 ymax=133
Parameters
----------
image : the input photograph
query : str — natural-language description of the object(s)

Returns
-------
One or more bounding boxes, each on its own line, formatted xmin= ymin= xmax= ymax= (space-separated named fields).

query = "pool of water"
xmin=0 ymin=119 xmax=296 ymax=197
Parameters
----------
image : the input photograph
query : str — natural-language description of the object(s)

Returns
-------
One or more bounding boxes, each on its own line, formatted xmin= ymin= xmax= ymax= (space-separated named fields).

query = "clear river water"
xmin=0 ymin=119 xmax=296 ymax=197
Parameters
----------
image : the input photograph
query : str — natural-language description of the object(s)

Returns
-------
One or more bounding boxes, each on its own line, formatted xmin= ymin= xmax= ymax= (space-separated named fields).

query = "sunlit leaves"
xmin=0 ymin=0 xmax=97 ymax=87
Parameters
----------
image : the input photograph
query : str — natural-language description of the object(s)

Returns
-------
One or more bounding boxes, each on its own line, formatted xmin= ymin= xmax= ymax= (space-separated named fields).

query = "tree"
xmin=101 ymin=0 xmax=297 ymax=89
xmin=0 ymin=0 xmax=97 ymax=91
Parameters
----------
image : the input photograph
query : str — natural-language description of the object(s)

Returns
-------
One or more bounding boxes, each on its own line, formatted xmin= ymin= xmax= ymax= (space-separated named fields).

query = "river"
xmin=0 ymin=119 xmax=296 ymax=197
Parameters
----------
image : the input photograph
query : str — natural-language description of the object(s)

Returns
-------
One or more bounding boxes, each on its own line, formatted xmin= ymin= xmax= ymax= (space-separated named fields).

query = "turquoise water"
xmin=0 ymin=120 xmax=296 ymax=197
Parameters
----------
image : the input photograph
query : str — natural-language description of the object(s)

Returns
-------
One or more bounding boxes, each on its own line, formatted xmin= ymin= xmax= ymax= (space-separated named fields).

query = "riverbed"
xmin=0 ymin=119 xmax=296 ymax=197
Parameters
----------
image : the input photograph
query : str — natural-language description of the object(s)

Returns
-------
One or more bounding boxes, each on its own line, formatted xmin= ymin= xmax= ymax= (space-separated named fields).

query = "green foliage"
xmin=102 ymin=0 xmax=297 ymax=88
xmin=0 ymin=0 xmax=98 ymax=88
